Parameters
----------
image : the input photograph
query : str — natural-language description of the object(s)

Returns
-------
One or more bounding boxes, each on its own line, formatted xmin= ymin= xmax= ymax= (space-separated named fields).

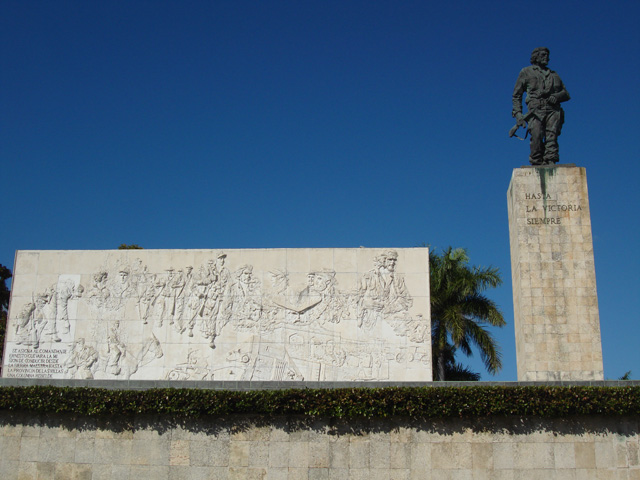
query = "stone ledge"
xmin=517 ymin=163 xmax=578 ymax=169
xmin=0 ymin=378 xmax=638 ymax=390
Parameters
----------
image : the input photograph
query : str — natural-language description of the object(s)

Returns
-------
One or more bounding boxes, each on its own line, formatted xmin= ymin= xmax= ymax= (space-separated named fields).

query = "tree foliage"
xmin=430 ymin=247 xmax=505 ymax=381
xmin=0 ymin=264 xmax=12 ymax=363
xmin=118 ymin=244 xmax=143 ymax=250
xmin=0 ymin=385 xmax=638 ymax=418
xmin=0 ymin=264 xmax=10 ymax=312
xmin=432 ymin=343 xmax=481 ymax=381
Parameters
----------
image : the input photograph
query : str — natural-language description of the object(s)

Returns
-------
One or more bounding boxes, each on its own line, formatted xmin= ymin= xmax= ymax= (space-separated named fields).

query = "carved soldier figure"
xmin=304 ymin=269 xmax=345 ymax=325
xmin=512 ymin=47 xmax=570 ymax=165
xmin=358 ymin=250 xmax=412 ymax=330
xmin=149 ymin=269 xmax=172 ymax=327
xmin=64 ymin=338 xmax=98 ymax=379
xmin=106 ymin=320 xmax=126 ymax=376
xmin=56 ymin=279 xmax=83 ymax=335
xmin=88 ymin=271 xmax=110 ymax=307
xmin=111 ymin=267 xmax=131 ymax=299
xmin=200 ymin=252 xmax=232 ymax=348
xmin=131 ymin=260 xmax=152 ymax=323
xmin=160 ymin=268 xmax=177 ymax=326
xmin=41 ymin=285 xmax=61 ymax=342
xmin=138 ymin=273 xmax=156 ymax=324
xmin=14 ymin=301 xmax=37 ymax=346
xmin=227 ymin=264 xmax=261 ymax=333
xmin=173 ymin=266 xmax=194 ymax=333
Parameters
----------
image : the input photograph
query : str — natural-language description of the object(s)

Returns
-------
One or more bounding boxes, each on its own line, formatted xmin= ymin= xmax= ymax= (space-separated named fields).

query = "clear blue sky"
xmin=1 ymin=1 xmax=638 ymax=380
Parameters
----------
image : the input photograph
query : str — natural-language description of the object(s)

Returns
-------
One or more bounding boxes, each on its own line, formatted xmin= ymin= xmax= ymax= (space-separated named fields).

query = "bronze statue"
xmin=511 ymin=47 xmax=570 ymax=165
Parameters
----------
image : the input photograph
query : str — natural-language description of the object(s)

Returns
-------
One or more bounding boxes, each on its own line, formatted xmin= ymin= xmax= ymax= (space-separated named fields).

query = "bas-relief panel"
xmin=2 ymin=248 xmax=431 ymax=382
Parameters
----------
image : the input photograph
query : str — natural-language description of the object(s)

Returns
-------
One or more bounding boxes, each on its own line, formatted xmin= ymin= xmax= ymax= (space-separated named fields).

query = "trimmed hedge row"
xmin=0 ymin=386 xmax=639 ymax=418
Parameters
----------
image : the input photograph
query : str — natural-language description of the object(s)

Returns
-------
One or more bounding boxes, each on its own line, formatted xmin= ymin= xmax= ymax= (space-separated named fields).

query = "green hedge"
xmin=0 ymin=386 xmax=638 ymax=418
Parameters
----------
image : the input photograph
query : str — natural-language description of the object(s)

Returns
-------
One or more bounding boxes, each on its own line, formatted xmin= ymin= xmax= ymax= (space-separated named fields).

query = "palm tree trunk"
xmin=437 ymin=351 xmax=446 ymax=381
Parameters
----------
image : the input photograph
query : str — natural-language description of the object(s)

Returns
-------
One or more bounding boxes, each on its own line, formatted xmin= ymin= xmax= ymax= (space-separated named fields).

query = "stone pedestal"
xmin=507 ymin=165 xmax=603 ymax=381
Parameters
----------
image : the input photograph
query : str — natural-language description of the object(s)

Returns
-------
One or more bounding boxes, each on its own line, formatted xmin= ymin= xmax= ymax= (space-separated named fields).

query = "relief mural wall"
xmin=2 ymin=248 xmax=431 ymax=382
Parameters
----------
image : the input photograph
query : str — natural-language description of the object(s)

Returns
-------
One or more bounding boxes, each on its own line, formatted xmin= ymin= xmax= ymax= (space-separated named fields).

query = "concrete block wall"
xmin=0 ymin=412 xmax=638 ymax=479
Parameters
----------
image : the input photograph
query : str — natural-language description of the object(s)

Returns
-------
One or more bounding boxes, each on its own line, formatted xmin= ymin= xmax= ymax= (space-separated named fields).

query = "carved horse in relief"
xmin=96 ymin=334 xmax=163 ymax=380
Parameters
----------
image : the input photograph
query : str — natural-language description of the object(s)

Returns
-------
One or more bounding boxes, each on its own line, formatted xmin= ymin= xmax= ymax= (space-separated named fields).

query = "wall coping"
xmin=1 ymin=378 xmax=638 ymax=390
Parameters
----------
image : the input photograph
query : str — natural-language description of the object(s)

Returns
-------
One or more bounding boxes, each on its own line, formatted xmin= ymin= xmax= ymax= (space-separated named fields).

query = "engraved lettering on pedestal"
xmin=523 ymin=191 xmax=583 ymax=226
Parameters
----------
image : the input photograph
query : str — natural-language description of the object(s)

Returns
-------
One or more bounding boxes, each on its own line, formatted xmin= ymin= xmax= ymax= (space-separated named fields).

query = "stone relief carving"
xmin=165 ymin=349 xmax=213 ymax=381
xmin=358 ymin=250 xmax=412 ymax=327
xmin=3 ymin=249 xmax=430 ymax=381
xmin=62 ymin=338 xmax=98 ymax=379
xmin=357 ymin=250 xmax=428 ymax=343
xmin=61 ymin=330 xmax=163 ymax=381
xmin=14 ymin=277 xmax=83 ymax=349
xmin=103 ymin=332 xmax=163 ymax=380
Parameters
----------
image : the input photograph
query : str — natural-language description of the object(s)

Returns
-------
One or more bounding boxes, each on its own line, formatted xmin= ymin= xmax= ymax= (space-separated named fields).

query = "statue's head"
xmin=236 ymin=265 xmax=253 ymax=282
xmin=530 ymin=47 xmax=550 ymax=66
xmin=375 ymin=249 xmax=399 ymax=272
xmin=118 ymin=267 xmax=129 ymax=282
xmin=312 ymin=269 xmax=336 ymax=292
xmin=94 ymin=271 xmax=108 ymax=284
xmin=382 ymin=249 xmax=399 ymax=271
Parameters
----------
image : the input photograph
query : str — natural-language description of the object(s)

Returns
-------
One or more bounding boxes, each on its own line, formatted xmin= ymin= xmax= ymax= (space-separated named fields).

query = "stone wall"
xmin=0 ymin=411 xmax=637 ymax=479
xmin=3 ymin=248 xmax=431 ymax=383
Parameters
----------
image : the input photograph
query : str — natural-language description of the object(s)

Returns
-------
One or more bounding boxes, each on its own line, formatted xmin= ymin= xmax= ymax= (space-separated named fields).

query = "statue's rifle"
xmin=509 ymin=110 xmax=536 ymax=140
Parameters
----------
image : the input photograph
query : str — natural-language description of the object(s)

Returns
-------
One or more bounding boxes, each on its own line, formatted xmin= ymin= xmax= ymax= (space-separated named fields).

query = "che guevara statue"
xmin=511 ymin=47 xmax=570 ymax=165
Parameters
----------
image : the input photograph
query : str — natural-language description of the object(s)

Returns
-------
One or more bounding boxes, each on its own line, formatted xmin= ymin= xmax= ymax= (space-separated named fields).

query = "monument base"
xmin=507 ymin=164 xmax=603 ymax=381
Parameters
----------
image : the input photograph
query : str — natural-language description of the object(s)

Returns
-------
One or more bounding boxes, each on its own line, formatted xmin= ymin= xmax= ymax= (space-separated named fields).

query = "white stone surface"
xmin=507 ymin=165 xmax=604 ymax=381
xmin=2 ymin=248 xmax=431 ymax=382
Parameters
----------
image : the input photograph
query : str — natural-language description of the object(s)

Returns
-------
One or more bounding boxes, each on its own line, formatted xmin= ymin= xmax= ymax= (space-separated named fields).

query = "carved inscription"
xmin=5 ymin=348 xmax=67 ymax=378
xmin=523 ymin=192 xmax=582 ymax=226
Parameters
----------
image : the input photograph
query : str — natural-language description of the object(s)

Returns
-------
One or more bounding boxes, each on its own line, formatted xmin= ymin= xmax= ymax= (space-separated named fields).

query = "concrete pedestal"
xmin=507 ymin=165 xmax=603 ymax=381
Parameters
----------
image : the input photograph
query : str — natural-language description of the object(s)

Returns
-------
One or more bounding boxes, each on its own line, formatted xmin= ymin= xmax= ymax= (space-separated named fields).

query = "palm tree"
xmin=433 ymin=342 xmax=481 ymax=381
xmin=430 ymin=247 xmax=505 ymax=381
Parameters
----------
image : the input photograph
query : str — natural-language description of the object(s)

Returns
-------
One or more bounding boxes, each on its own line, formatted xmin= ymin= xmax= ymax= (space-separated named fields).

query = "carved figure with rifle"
xmin=511 ymin=47 xmax=570 ymax=165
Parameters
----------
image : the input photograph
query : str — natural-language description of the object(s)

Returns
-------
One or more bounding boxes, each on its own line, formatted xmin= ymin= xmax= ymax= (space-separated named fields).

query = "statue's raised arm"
xmin=510 ymin=47 xmax=570 ymax=165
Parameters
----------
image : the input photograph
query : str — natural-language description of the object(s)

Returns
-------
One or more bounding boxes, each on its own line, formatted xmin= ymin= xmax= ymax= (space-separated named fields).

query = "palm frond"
xmin=429 ymin=246 xmax=506 ymax=380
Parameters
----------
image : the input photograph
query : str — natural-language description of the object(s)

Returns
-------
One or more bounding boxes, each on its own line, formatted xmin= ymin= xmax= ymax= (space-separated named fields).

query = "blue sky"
xmin=1 ymin=0 xmax=638 ymax=380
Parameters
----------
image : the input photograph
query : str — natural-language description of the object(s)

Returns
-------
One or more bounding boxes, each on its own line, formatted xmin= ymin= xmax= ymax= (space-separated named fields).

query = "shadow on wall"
xmin=0 ymin=411 xmax=637 ymax=439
